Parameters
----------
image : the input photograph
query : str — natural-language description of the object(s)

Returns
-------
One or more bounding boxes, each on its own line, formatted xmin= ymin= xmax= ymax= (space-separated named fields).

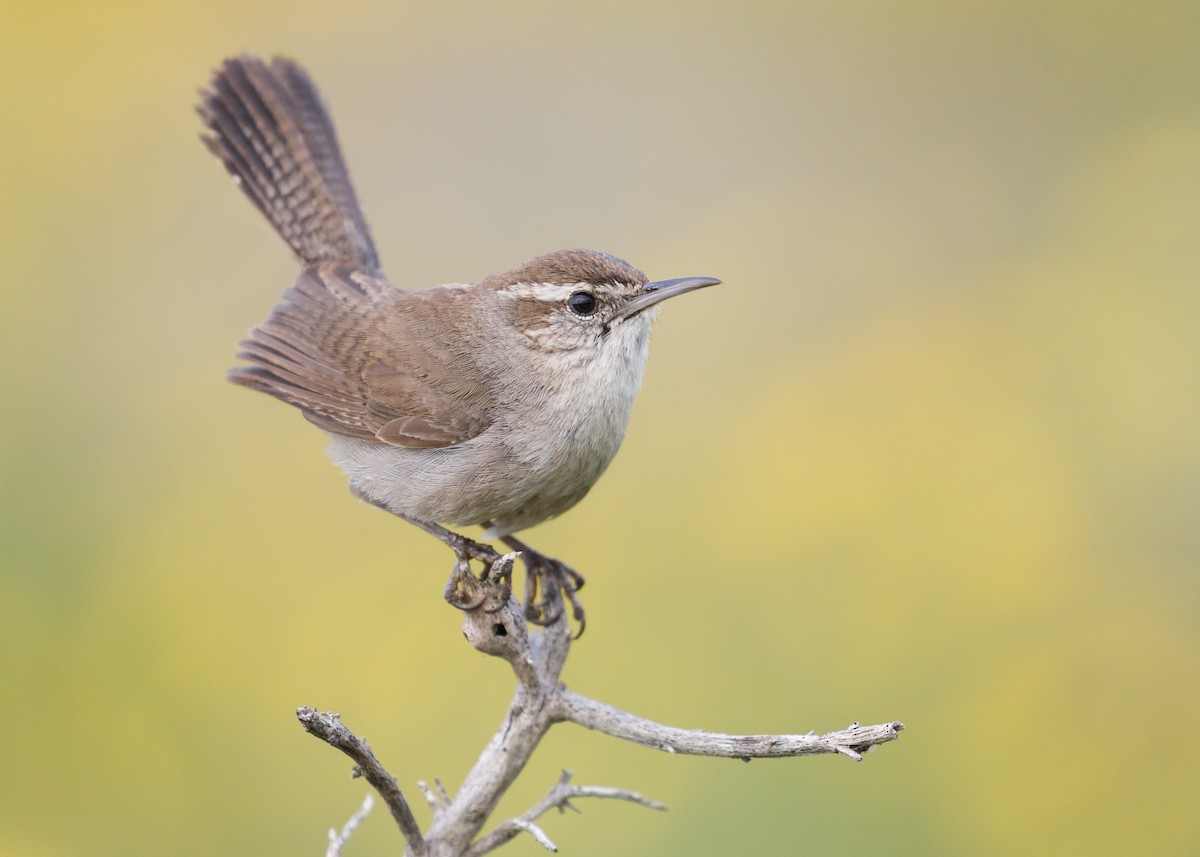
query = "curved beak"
xmin=613 ymin=276 xmax=721 ymax=322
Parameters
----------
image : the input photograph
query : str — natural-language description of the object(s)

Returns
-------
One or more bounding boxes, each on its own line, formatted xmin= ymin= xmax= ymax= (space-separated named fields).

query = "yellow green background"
xmin=3 ymin=1 xmax=1198 ymax=854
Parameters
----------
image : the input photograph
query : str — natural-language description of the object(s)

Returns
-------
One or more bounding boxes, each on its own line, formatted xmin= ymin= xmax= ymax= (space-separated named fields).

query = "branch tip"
xmin=325 ymin=793 xmax=374 ymax=857
xmin=557 ymin=691 xmax=903 ymax=761
xmin=296 ymin=706 xmax=427 ymax=856
xmin=513 ymin=818 xmax=557 ymax=852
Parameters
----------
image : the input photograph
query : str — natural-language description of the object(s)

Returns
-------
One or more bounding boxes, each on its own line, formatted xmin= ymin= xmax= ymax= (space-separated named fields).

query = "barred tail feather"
xmin=198 ymin=55 xmax=381 ymax=274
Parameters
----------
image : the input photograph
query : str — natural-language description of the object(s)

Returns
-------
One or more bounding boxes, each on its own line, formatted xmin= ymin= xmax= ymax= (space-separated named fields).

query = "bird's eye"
xmin=567 ymin=291 xmax=598 ymax=316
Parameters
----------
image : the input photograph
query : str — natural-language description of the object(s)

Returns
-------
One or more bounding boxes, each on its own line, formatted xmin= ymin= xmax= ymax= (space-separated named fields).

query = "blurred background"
xmin=3 ymin=1 xmax=1198 ymax=854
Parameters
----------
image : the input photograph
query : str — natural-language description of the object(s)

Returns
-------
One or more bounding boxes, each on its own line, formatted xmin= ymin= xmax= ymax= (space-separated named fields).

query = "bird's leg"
xmin=369 ymin=500 xmax=509 ymax=610
xmin=349 ymin=488 xmax=519 ymax=614
xmin=497 ymin=532 xmax=587 ymax=638
xmin=350 ymin=485 xmax=502 ymax=571
xmin=400 ymin=514 xmax=502 ymax=569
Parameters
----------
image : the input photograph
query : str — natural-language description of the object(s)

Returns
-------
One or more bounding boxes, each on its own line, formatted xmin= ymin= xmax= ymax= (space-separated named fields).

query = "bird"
xmin=197 ymin=55 xmax=718 ymax=632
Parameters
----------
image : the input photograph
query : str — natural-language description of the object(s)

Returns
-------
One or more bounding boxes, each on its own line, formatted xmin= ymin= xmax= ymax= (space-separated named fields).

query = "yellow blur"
xmin=2 ymin=2 xmax=1197 ymax=855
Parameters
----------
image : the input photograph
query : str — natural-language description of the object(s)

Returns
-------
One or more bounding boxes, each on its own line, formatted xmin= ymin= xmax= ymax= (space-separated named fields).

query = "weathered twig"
xmin=298 ymin=555 xmax=905 ymax=855
xmin=556 ymin=693 xmax=904 ymax=761
xmin=326 ymin=793 xmax=374 ymax=857
xmin=417 ymin=778 xmax=453 ymax=821
xmin=466 ymin=770 xmax=665 ymax=857
xmin=423 ymin=565 xmax=567 ymax=856
xmin=297 ymin=707 xmax=427 ymax=856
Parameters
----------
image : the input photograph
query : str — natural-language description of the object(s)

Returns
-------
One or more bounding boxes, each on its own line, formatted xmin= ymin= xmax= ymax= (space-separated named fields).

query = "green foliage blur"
xmin=3 ymin=1 xmax=1198 ymax=854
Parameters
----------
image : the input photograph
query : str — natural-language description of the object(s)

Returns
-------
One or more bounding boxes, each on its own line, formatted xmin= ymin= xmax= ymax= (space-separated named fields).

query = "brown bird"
xmin=198 ymin=55 xmax=718 ymax=631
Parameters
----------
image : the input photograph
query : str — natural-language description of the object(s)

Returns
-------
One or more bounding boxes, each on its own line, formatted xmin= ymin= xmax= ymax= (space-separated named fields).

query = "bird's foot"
xmin=500 ymin=536 xmax=586 ymax=638
xmin=444 ymin=550 xmax=516 ymax=613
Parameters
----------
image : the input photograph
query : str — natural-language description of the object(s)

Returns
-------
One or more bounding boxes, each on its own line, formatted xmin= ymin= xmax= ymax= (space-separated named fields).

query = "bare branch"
xmin=556 ymin=692 xmax=904 ymax=761
xmin=327 ymin=793 xmax=374 ymax=857
xmin=421 ymin=560 xmax=562 ymax=856
xmin=508 ymin=819 xmax=557 ymax=853
xmin=560 ymin=783 xmax=665 ymax=811
xmin=298 ymin=553 xmax=904 ymax=856
xmin=465 ymin=771 xmax=666 ymax=857
xmin=418 ymin=778 xmax=456 ymax=821
xmin=297 ymin=707 xmax=428 ymax=856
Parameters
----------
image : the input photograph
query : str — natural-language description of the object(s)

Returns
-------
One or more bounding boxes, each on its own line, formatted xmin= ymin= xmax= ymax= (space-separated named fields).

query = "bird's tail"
xmin=197 ymin=55 xmax=381 ymax=275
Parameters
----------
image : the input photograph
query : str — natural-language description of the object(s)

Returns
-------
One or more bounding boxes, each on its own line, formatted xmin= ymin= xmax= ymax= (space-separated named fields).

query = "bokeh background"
xmin=3 ymin=1 xmax=1198 ymax=854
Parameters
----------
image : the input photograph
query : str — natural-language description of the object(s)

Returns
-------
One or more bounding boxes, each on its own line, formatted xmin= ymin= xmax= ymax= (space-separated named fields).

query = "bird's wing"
xmin=229 ymin=262 xmax=492 ymax=448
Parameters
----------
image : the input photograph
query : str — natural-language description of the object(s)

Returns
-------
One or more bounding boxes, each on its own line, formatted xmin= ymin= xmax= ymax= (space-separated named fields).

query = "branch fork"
xmin=298 ymin=554 xmax=904 ymax=855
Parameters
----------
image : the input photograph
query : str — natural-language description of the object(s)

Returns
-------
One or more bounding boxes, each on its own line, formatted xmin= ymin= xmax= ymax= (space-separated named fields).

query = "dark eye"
xmin=567 ymin=291 xmax=598 ymax=316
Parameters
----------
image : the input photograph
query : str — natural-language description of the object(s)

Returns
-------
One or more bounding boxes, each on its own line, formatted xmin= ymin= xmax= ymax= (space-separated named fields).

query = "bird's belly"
xmin=324 ymin=420 xmax=624 ymax=537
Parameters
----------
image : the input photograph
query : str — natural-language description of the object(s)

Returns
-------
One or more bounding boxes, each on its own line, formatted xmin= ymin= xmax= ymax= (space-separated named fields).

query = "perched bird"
xmin=198 ymin=55 xmax=718 ymax=630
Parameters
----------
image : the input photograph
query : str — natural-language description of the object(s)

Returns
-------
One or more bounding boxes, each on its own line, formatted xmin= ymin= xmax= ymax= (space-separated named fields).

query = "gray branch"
xmin=326 ymin=793 xmax=374 ymax=857
xmin=465 ymin=770 xmax=666 ymax=857
xmin=297 ymin=707 xmax=427 ymax=856
xmin=557 ymin=692 xmax=904 ymax=762
xmin=298 ymin=553 xmax=904 ymax=855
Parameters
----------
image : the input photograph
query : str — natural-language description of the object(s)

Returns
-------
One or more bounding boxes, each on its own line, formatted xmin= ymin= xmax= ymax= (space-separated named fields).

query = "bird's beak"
xmin=613 ymin=276 xmax=721 ymax=322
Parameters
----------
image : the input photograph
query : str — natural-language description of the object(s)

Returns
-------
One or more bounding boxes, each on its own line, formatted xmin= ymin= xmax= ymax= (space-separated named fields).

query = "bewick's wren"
xmin=199 ymin=55 xmax=718 ymax=628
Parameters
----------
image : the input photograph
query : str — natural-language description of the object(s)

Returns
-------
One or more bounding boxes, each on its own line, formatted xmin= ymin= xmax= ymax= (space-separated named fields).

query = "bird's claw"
xmin=522 ymin=554 xmax=587 ymax=638
xmin=443 ymin=552 xmax=516 ymax=613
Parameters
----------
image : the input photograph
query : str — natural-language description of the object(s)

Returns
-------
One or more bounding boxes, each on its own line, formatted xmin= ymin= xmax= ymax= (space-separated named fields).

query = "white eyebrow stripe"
xmin=500 ymin=282 xmax=588 ymax=301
